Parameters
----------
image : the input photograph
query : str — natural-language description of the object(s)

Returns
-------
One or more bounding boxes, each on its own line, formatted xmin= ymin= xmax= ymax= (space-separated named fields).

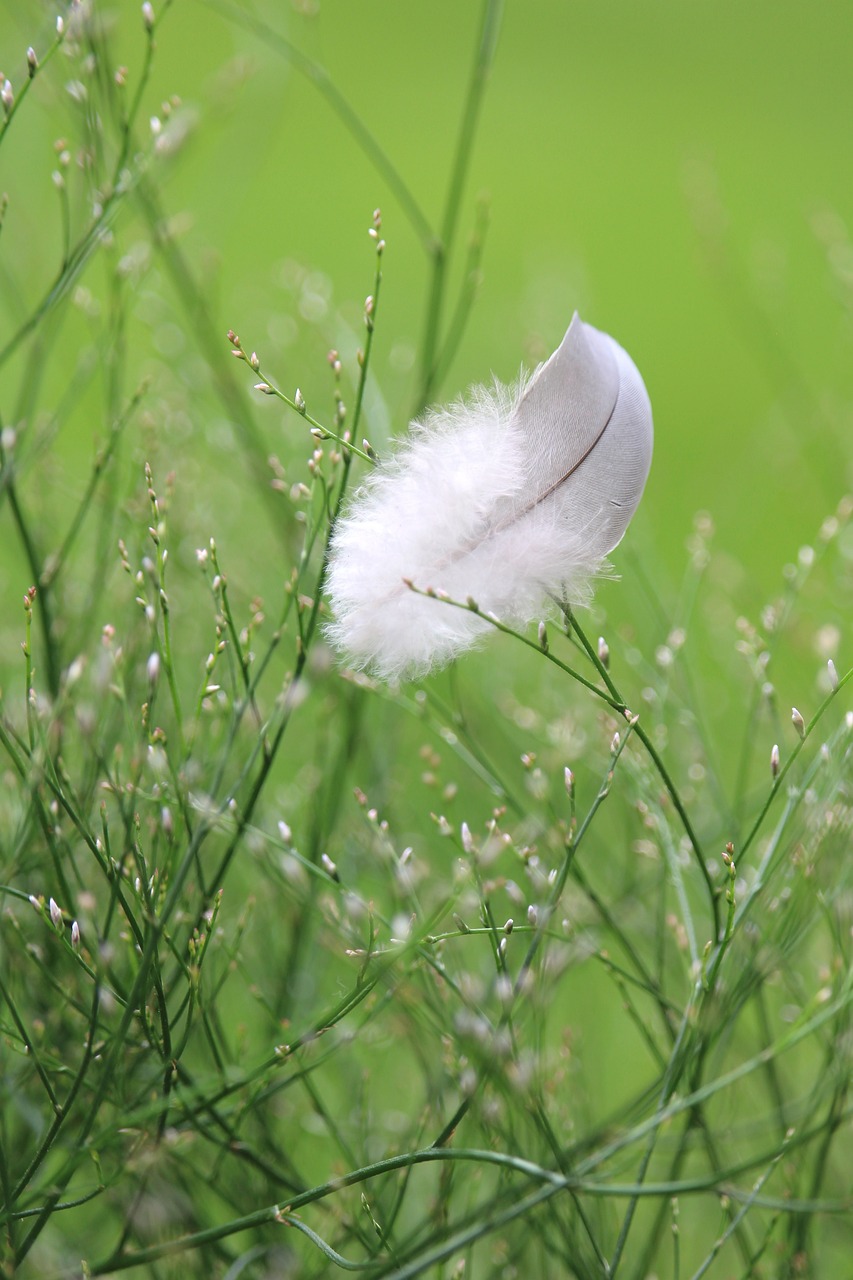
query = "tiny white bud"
xmin=598 ymin=635 xmax=610 ymax=668
xmin=791 ymin=707 xmax=805 ymax=740
xmin=770 ymin=743 xmax=780 ymax=778
xmin=249 ymin=351 xmax=260 ymax=371
xmin=142 ymin=2 xmax=155 ymax=31
xmin=827 ymin=659 xmax=839 ymax=691
xmin=503 ymin=918 xmax=514 ymax=935
xmin=146 ymin=651 xmax=160 ymax=684
xmin=49 ymin=897 xmax=62 ymax=929
xmin=564 ymin=766 xmax=574 ymax=795
xmin=254 ymin=382 xmax=274 ymax=395
xmin=1 ymin=81 xmax=13 ymax=113
xmin=460 ymin=822 xmax=473 ymax=854
xmin=321 ymin=852 xmax=338 ymax=879
xmin=29 ymin=894 xmax=41 ymax=912
xmin=57 ymin=15 xmax=65 ymax=36
xmin=527 ymin=904 xmax=538 ymax=927
xmin=71 ymin=920 xmax=80 ymax=949
xmin=610 ymin=731 xmax=621 ymax=754
xmin=294 ymin=388 xmax=306 ymax=414
xmin=277 ymin=819 xmax=292 ymax=843
xmin=161 ymin=806 xmax=173 ymax=837
xmin=495 ymin=974 xmax=513 ymax=1004
xmin=27 ymin=47 xmax=38 ymax=76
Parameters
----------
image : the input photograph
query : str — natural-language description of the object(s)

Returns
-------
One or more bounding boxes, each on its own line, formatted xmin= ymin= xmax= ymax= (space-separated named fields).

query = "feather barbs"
xmin=325 ymin=313 xmax=653 ymax=680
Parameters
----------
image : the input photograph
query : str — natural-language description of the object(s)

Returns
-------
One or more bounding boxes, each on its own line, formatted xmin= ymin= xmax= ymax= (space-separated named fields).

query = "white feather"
xmin=326 ymin=313 xmax=653 ymax=680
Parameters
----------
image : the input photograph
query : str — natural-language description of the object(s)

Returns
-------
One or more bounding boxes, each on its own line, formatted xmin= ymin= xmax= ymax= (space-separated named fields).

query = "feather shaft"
xmin=326 ymin=313 xmax=653 ymax=680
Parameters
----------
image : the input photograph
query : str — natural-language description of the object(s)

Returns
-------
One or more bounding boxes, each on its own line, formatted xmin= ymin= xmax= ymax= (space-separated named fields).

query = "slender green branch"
xmin=200 ymin=0 xmax=435 ymax=250
xmin=418 ymin=0 xmax=504 ymax=405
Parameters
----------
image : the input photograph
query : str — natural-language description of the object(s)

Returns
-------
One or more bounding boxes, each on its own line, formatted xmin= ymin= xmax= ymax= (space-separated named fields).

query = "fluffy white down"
xmin=325 ymin=380 xmax=606 ymax=681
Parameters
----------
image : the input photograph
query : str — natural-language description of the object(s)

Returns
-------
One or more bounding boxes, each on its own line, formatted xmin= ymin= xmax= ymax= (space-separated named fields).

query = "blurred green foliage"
xmin=2 ymin=0 xmax=852 ymax=557
xmin=0 ymin=3 xmax=851 ymax=1277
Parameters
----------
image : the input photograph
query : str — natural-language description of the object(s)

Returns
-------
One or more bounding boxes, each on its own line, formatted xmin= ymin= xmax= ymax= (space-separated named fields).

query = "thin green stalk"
xmin=688 ymin=1136 xmax=789 ymax=1280
xmin=0 ymin=1 xmax=165 ymax=371
xmin=430 ymin=724 xmax=637 ymax=1152
xmin=201 ymin=0 xmax=435 ymax=250
xmin=6 ymin=471 xmax=60 ymax=698
xmin=40 ymin=384 xmax=146 ymax=590
xmin=739 ymin=663 xmax=852 ymax=862
xmin=230 ymin=332 xmax=372 ymax=465
xmin=418 ymin=0 xmax=504 ymax=405
xmin=608 ymin=992 xmax=700 ymax=1275
xmin=0 ymin=27 xmax=66 ymax=154
xmin=564 ymin=607 xmax=720 ymax=936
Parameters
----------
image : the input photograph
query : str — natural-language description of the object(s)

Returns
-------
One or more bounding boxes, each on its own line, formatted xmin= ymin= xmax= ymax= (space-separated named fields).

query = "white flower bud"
xmin=791 ymin=707 xmax=805 ymax=740
xmin=770 ymin=743 xmax=780 ymax=778
xmin=49 ymin=897 xmax=62 ymax=929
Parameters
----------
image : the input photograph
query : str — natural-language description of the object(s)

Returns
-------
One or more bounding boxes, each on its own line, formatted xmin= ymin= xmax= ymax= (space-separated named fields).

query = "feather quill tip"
xmin=326 ymin=313 xmax=653 ymax=680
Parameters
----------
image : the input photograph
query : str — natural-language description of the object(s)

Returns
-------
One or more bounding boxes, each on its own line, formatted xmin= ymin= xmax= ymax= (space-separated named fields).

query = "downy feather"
xmin=326 ymin=313 xmax=653 ymax=680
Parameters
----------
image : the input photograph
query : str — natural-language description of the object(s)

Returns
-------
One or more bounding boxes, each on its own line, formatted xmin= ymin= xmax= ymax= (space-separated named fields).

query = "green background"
xmin=2 ymin=0 xmax=852 ymax=575
xmin=0 ymin=3 xmax=852 ymax=1275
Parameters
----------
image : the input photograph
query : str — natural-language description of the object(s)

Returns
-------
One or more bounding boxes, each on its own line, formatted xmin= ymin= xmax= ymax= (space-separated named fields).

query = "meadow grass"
xmin=0 ymin=4 xmax=851 ymax=1278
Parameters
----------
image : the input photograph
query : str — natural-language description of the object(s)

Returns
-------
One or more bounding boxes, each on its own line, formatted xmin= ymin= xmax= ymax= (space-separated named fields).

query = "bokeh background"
xmin=1 ymin=2 xmax=852 ymax=1275
xmin=2 ymin=0 xmax=851 ymax=791
xmin=3 ymin=0 xmax=852 ymax=563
